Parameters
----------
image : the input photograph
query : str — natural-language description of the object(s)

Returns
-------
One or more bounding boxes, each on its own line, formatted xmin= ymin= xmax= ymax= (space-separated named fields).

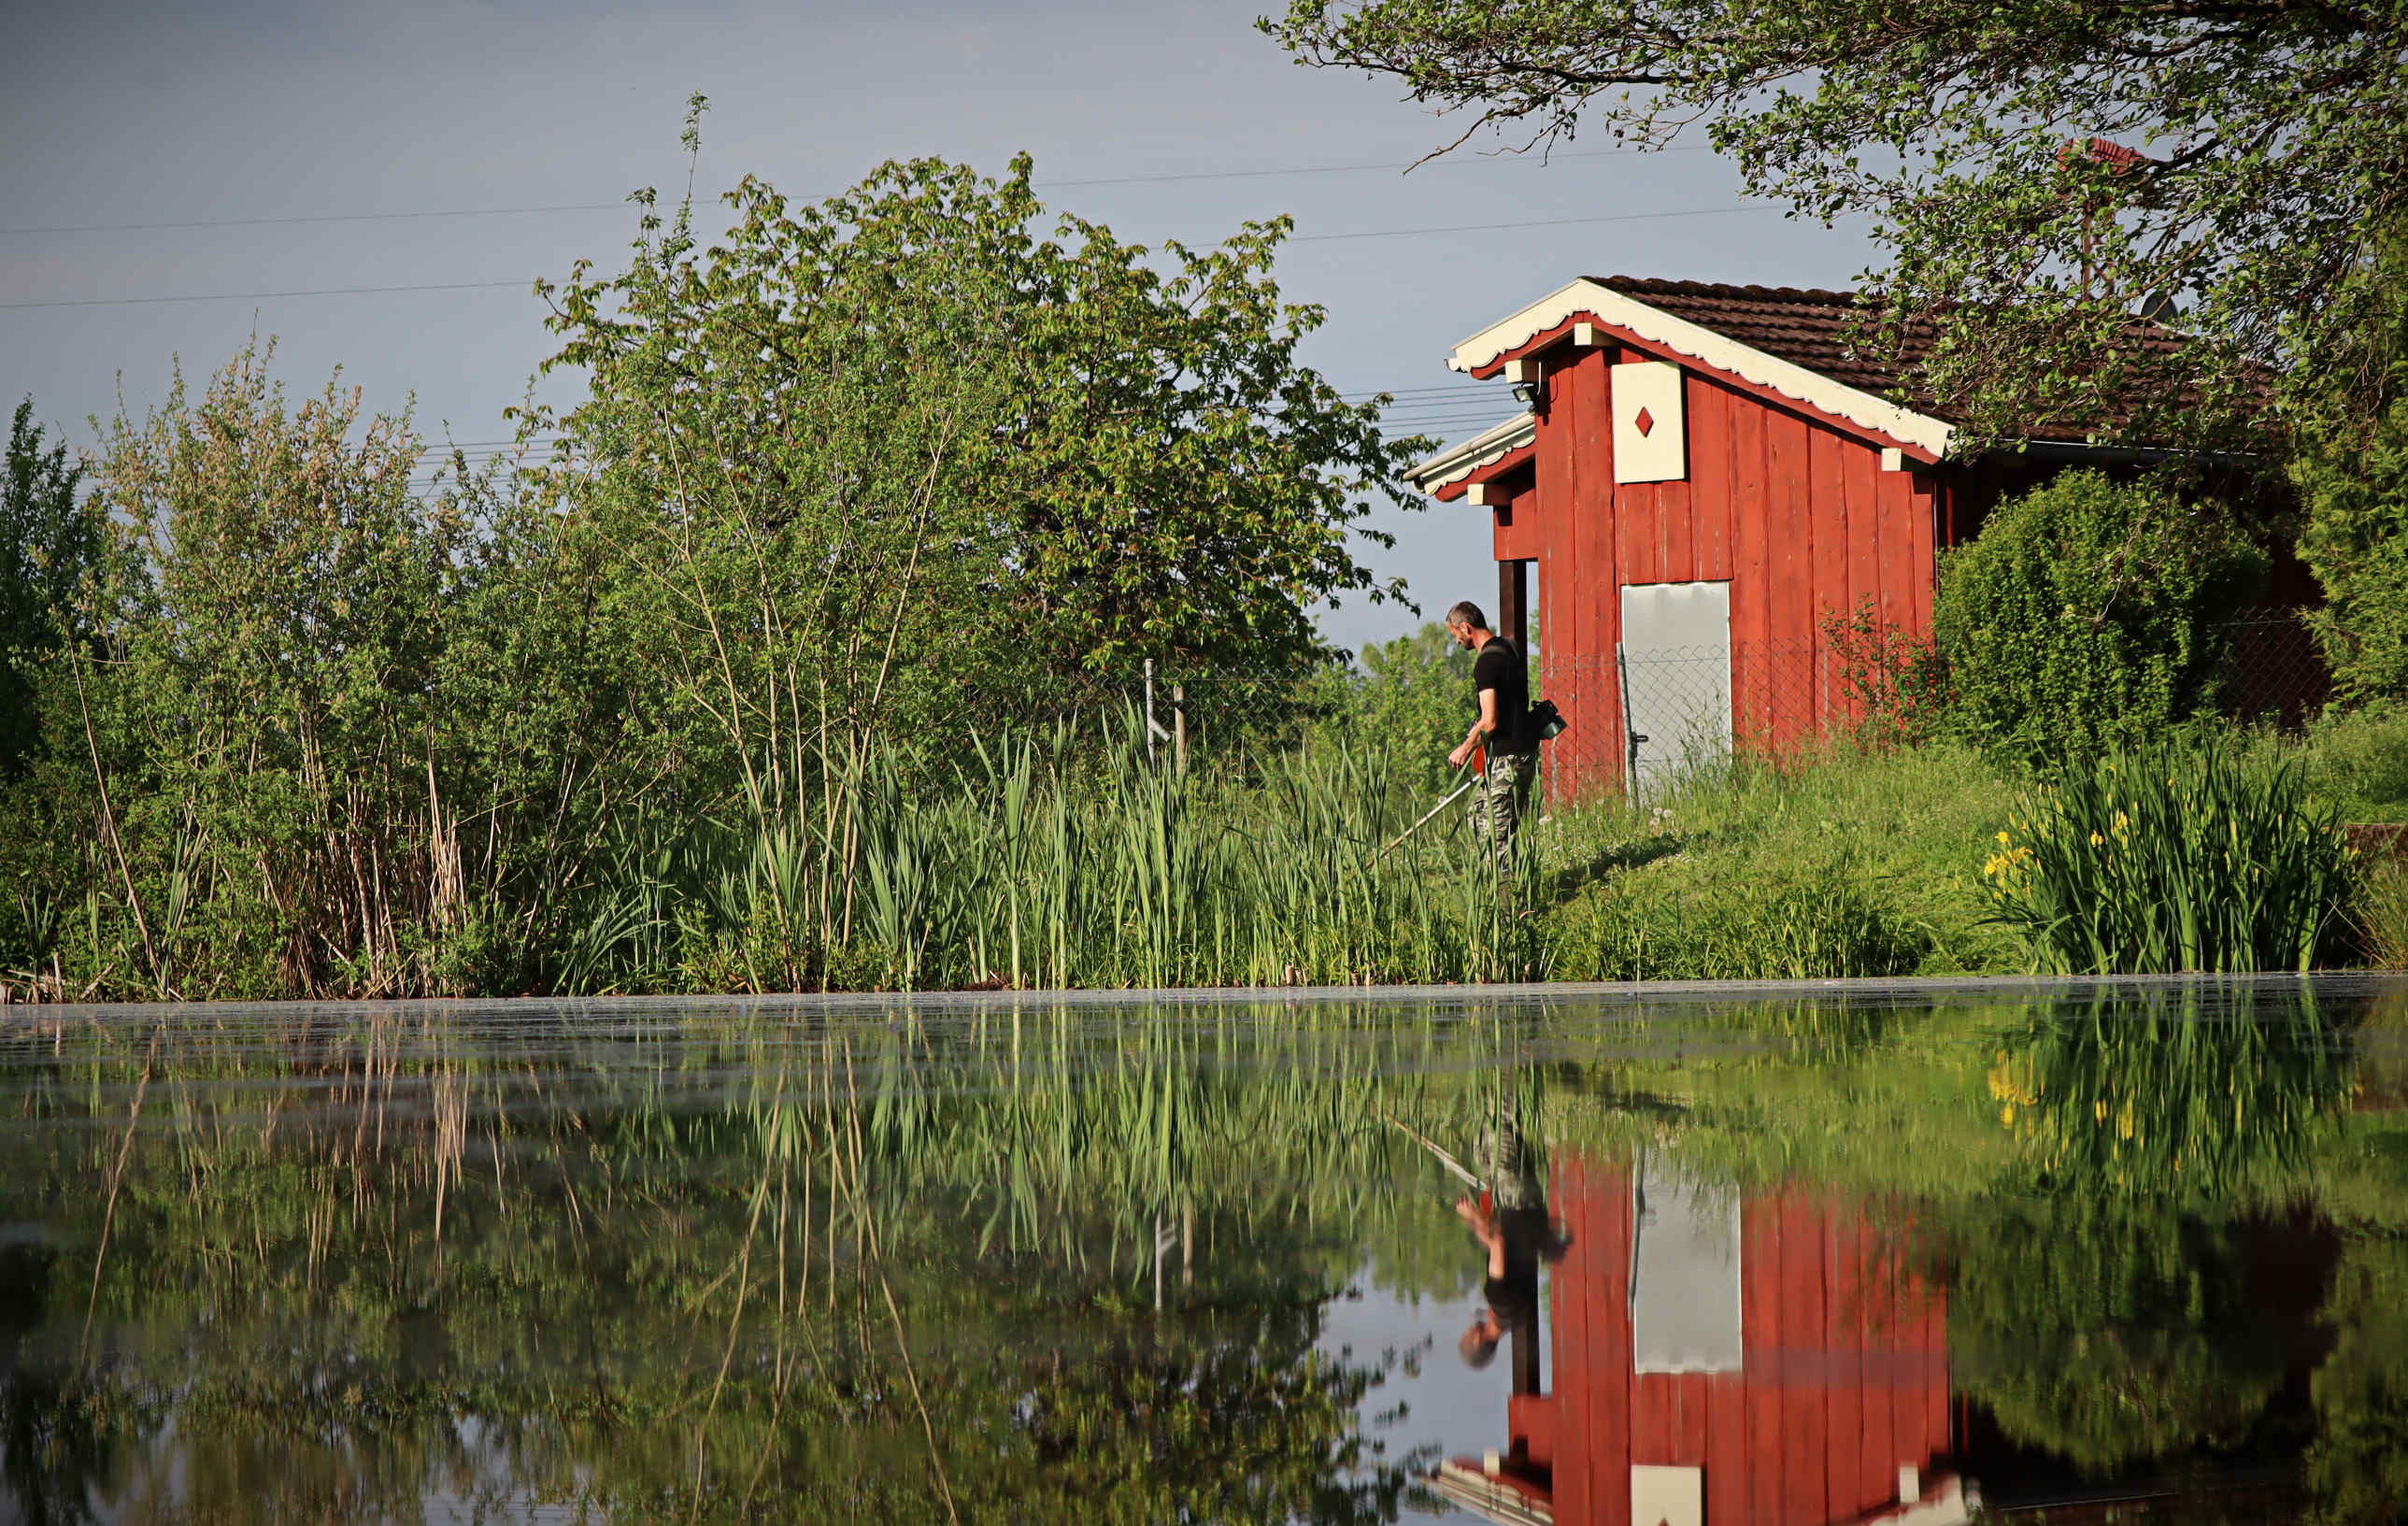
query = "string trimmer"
xmin=1377 ymin=753 xmax=1480 ymax=861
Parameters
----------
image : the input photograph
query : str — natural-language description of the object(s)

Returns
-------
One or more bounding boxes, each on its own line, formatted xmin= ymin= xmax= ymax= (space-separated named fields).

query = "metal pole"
xmin=1617 ymin=642 xmax=1645 ymax=800
xmin=1144 ymin=658 xmax=1157 ymax=764
xmin=1377 ymin=765 xmax=1481 ymax=860
xmin=1173 ymin=684 xmax=1187 ymax=776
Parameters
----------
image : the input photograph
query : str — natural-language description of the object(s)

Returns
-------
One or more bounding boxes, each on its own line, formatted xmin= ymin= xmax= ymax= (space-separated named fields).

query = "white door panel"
xmin=1617 ymin=581 xmax=1733 ymax=803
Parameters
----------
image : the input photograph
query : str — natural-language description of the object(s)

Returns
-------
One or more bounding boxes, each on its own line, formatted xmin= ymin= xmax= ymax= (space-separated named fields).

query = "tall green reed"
xmin=1984 ymin=737 xmax=2353 ymax=974
xmin=634 ymin=710 xmax=1541 ymax=995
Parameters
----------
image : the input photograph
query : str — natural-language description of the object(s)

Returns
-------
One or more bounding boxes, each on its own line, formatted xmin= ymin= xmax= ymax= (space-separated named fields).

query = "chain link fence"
xmin=1537 ymin=610 xmax=2333 ymax=805
xmin=2225 ymin=609 xmax=2331 ymax=729
xmin=956 ymin=612 xmax=2332 ymax=798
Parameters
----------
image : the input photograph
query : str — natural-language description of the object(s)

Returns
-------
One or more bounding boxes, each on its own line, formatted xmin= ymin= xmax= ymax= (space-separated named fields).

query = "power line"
xmin=2 ymin=204 xmax=629 ymax=238
xmin=0 ymin=205 xmax=1774 ymax=313
xmin=0 ymin=145 xmax=1717 ymax=239
xmin=0 ymin=278 xmax=533 ymax=313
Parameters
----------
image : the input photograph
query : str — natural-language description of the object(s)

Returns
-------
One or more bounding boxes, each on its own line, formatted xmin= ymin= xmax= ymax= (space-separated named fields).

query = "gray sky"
xmin=0 ymin=0 xmax=1878 ymax=655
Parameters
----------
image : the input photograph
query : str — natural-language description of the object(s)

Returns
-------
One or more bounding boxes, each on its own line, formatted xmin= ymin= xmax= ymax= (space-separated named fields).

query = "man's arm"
xmin=1447 ymin=687 xmax=1502 ymax=769
xmin=1456 ymin=1195 xmax=1510 ymax=1278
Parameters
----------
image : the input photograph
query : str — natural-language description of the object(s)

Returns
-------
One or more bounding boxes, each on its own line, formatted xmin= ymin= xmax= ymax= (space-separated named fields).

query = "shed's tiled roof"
xmin=1583 ymin=276 xmax=2205 ymax=441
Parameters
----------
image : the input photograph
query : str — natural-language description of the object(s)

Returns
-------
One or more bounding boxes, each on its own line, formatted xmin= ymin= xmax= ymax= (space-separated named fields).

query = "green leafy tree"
xmin=532 ymin=128 xmax=1422 ymax=803
xmin=2293 ymin=235 xmax=2408 ymax=715
xmin=1348 ymin=621 xmax=1476 ymax=788
xmin=2308 ymin=1236 xmax=2408 ymax=1524
xmin=2295 ymin=407 xmax=2408 ymax=715
xmin=1931 ymin=469 xmax=2264 ymax=765
xmin=1945 ymin=1195 xmax=2294 ymax=1474
xmin=0 ymin=398 xmax=100 ymax=777
xmin=0 ymin=398 xmax=110 ymax=987
xmin=81 ymin=341 xmax=468 ymax=995
xmin=1263 ymin=0 xmax=2408 ymax=440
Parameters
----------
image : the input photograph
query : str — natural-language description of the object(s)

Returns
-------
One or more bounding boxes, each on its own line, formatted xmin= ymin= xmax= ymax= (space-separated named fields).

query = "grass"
xmin=1528 ymin=739 xmax=2026 ymax=979
xmin=1519 ymin=717 xmax=2402 ymax=982
xmin=2267 ymin=710 xmax=2408 ymax=824
xmin=2351 ymin=858 xmax=2408 ymax=968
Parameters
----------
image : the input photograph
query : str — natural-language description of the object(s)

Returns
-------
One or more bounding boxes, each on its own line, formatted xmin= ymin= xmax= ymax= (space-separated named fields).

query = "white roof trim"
xmin=1447 ymin=279 xmax=1956 ymax=461
xmin=1407 ymin=411 xmax=1536 ymax=494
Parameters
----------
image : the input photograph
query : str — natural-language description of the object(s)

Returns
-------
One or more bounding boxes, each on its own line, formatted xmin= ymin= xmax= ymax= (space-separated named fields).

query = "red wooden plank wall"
xmin=1545 ymin=1161 xmax=1952 ymax=1526
xmin=1493 ymin=489 xmax=1539 ymax=562
xmin=1520 ymin=356 xmax=1949 ymax=805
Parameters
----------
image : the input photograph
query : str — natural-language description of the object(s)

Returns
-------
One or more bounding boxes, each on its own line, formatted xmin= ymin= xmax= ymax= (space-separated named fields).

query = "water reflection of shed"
xmin=1438 ymin=1154 xmax=1966 ymax=1526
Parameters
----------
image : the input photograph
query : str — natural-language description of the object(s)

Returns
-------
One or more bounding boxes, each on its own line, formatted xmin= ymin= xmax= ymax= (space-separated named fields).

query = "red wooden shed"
xmin=1406 ymin=278 xmax=2201 ymax=805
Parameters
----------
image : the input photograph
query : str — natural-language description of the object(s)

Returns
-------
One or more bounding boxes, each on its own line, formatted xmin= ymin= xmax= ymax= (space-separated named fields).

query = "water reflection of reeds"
xmin=1991 ymin=981 xmax=2355 ymax=1194
xmin=0 ymin=980 xmax=2398 ymax=1521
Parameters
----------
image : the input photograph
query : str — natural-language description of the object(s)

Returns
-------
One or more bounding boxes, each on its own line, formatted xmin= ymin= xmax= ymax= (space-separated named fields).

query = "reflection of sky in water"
xmin=1316 ymin=1262 xmax=1556 ymax=1520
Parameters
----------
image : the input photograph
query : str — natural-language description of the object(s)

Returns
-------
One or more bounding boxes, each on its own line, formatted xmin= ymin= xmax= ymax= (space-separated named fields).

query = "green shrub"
xmin=1 ymin=398 xmax=101 ymax=780
xmin=1822 ymin=598 xmax=1949 ymax=748
xmin=1984 ymin=737 xmax=2352 ymax=973
xmin=1946 ymin=1196 xmax=2291 ymax=1472
xmin=1340 ymin=621 xmax=1475 ymax=792
xmin=1933 ymin=469 xmax=2266 ymax=767
xmin=2295 ymin=382 xmax=2408 ymax=714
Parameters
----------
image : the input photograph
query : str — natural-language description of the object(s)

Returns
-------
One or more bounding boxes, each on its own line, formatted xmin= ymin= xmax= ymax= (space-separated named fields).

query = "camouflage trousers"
xmin=1467 ymin=750 xmax=1534 ymax=874
xmin=1476 ymin=1119 xmax=1538 ymax=1209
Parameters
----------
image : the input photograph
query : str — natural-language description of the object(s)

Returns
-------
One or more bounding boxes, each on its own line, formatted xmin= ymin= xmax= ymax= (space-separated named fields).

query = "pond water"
xmin=4 ymin=975 xmax=2405 ymax=1524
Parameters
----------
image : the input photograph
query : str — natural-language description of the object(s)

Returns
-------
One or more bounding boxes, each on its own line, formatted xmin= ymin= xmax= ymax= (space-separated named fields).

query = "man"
xmin=1453 ymin=1119 xmax=1562 ymax=1386
xmin=1445 ymin=601 xmax=1533 ymax=874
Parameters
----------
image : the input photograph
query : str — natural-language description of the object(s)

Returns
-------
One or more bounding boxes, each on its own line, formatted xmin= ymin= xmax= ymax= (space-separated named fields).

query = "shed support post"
xmin=1498 ymin=559 xmax=1529 ymax=658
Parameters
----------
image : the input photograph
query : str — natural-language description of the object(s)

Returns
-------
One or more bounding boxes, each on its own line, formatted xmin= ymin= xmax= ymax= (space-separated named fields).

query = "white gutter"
xmin=1406 ymin=411 xmax=1536 ymax=495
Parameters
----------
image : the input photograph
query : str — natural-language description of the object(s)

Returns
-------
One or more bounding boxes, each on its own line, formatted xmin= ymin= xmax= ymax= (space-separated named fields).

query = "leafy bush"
xmin=1946 ymin=1196 xmax=2292 ymax=1473
xmin=2295 ymin=375 xmax=2408 ymax=715
xmin=0 ymin=399 xmax=100 ymax=778
xmin=1821 ymin=598 xmax=1948 ymax=748
xmin=1984 ymin=736 xmax=2353 ymax=973
xmin=2308 ymin=1238 xmax=2408 ymax=1522
xmin=1933 ymin=469 xmax=2265 ymax=767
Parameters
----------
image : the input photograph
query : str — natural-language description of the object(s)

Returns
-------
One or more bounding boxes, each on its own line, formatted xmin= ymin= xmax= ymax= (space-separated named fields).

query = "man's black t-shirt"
xmin=1472 ymin=635 xmax=1532 ymax=755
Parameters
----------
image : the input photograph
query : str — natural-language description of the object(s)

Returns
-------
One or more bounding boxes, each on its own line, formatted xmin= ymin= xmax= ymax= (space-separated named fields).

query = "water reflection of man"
xmin=1454 ymin=1125 xmax=1561 ymax=1393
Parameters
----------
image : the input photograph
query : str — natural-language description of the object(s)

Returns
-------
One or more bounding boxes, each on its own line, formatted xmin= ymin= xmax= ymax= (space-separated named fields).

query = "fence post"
xmin=1173 ymin=684 xmax=1188 ymax=776
xmin=1145 ymin=658 xmax=1157 ymax=763
xmin=1617 ymin=642 xmax=1636 ymax=794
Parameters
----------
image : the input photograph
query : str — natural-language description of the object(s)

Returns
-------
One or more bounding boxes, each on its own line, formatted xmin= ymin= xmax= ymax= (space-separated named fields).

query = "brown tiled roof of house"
xmin=1584 ymin=276 xmax=2208 ymax=442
